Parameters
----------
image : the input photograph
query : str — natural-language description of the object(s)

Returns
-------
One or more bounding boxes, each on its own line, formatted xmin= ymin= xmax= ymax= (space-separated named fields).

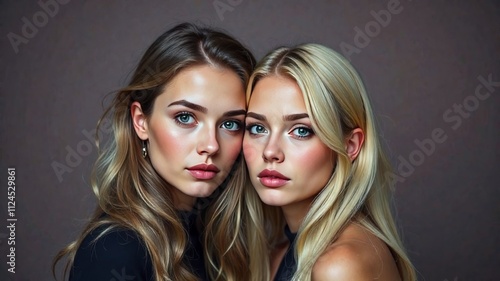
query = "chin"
xmin=263 ymin=199 xmax=287 ymax=207
xmin=256 ymin=189 xmax=287 ymax=207
xmin=188 ymin=184 xmax=219 ymax=198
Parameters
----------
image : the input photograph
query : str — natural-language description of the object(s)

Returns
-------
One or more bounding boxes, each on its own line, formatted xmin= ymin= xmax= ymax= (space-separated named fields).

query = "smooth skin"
xmin=243 ymin=75 xmax=401 ymax=280
xmin=132 ymin=65 xmax=246 ymax=211
xmin=243 ymin=75 xmax=335 ymax=233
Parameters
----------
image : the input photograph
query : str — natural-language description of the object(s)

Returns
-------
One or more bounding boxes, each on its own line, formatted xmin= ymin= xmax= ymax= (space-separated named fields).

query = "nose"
xmin=262 ymin=135 xmax=284 ymax=163
xmin=197 ymin=125 xmax=220 ymax=156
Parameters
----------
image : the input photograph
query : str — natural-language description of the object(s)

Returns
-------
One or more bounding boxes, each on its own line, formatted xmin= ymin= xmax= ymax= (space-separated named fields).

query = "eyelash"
xmin=246 ymin=123 xmax=314 ymax=139
xmin=174 ymin=112 xmax=196 ymax=126
xmin=175 ymin=112 xmax=244 ymax=133
xmin=246 ymin=123 xmax=267 ymax=135
xmin=221 ymin=120 xmax=242 ymax=131
xmin=290 ymin=126 xmax=313 ymax=139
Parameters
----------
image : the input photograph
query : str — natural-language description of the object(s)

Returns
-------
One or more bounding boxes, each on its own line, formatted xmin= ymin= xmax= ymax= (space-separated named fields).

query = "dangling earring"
xmin=142 ymin=140 xmax=148 ymax=158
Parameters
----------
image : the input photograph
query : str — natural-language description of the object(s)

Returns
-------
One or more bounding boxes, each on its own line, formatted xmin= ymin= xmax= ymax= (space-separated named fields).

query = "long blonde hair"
xmin=245 ymin=44 xmax=416 ymax=281
xmin=53 ymin=22 xmax=255 ymax=281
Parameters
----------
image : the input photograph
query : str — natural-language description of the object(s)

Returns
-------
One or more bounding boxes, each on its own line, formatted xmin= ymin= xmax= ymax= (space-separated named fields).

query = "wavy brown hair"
xmin=53 ymin=22 xmax=255 ymax=281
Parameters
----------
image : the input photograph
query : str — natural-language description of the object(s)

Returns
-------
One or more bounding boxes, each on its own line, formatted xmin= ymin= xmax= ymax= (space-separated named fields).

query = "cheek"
xmin=152 ymin=127 xmax=182 ymax=152
xmin=242 ymin=139 xmax=259 ymax=165
xmin=299 ymin=144 xmax=335 ymax=175
xmin=220 ymin=134 xmax=243 ymax=160
xmin=148 ymin=123 xmax=188 ymax=166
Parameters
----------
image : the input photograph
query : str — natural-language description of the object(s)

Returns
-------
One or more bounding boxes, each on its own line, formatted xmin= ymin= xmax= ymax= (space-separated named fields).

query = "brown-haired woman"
xmin=53 ymin=22 xmax=255 ymax=281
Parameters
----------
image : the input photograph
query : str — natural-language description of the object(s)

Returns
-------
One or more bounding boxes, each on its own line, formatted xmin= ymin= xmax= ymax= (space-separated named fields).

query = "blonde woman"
xmin=53 ymin=23 xmax=255 ymax=281
xmin=243 ymin=44 xmax=416 ymax=280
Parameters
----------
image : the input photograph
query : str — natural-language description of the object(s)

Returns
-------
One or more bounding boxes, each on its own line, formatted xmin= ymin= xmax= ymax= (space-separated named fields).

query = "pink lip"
xmin=257 ymin=169 xmax=290 ymax=188
xmin=187 ymin=164 xmax=220 ymax=180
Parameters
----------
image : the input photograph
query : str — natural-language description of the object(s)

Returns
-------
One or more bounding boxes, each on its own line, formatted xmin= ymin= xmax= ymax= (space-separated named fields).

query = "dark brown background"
xmin=1 ymin=1 xmax=499 ymax=280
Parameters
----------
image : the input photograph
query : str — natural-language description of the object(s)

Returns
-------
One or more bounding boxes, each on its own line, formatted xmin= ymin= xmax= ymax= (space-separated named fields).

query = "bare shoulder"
xmin=312 ymin=223 xmax=401 ymax=281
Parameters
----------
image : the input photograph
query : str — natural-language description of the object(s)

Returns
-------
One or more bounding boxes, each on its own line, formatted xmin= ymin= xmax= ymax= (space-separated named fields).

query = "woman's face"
xmin=243 ymin=75 xmax=335 ymax=212
xmin=133 ymin=65 xmax=246 ymax=210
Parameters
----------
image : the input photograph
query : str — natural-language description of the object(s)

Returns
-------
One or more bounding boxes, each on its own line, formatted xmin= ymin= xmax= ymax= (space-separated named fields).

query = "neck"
xmin=280 ymin=198 xmax=314 ymax=233
xmin=173 ymin=190 xmax=197 ymax=211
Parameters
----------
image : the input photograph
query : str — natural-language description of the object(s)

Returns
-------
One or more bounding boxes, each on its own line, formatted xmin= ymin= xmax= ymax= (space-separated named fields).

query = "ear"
xmin=345 ymin=128 xmax=364 ymax=161
xmin=131 ymin=101 xmax=149 ymax=140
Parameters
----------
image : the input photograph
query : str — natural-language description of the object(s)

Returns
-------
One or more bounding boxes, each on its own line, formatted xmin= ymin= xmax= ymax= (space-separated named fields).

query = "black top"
xmin=70 ymin=212 xmax=207 ymax=281
xmin=274 ymin=226 xmax=298 ymax=281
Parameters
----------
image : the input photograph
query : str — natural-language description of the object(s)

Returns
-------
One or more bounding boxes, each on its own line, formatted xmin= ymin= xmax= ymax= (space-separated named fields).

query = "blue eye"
xmin=221 ymin=120 xmax=241 ymax=131
xmin=175 ymin=112 xmax=196 ymax=125
xmin=247 ymin=124 xmax=267 ymax=135
xmin=291 ymin=127 xmax=312 ymax=139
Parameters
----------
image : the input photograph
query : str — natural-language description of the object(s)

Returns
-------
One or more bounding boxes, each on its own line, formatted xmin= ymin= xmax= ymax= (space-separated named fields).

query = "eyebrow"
xmin=168 ymin=100 xmax=207 ymax=113
xmin=246 ymin=112 xmax=267 ymax=121
xmin=283 ymin=113 xmax=309 ymax=121
xmin=223 ymin=109 xmax=247 ymax=117
xmin=246 ymin=112 xmax=309 ymax=122
xmin=169 ymin=100 xmax=245 ymax=117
